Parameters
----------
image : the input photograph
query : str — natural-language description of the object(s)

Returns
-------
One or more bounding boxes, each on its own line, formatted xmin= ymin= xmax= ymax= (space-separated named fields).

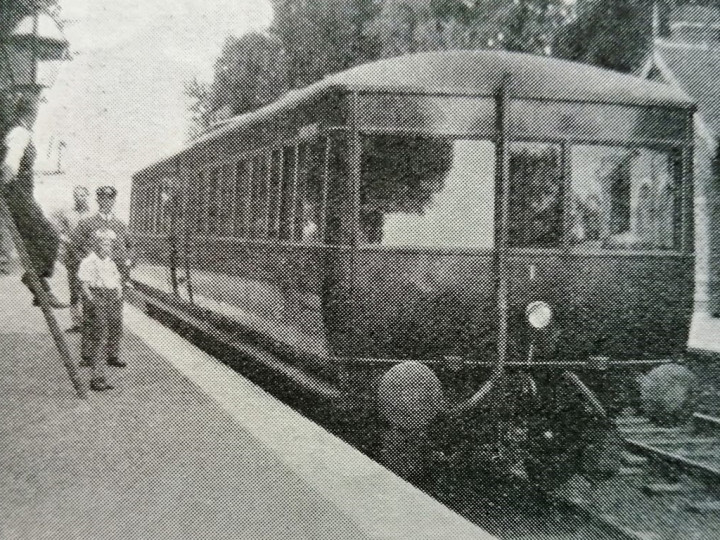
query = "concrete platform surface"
xmin=0 ymin=273 xmax=493 ymax=540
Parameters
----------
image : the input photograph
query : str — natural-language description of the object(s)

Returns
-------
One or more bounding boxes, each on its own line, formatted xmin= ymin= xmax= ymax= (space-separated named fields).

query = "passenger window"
xmin=218 ymin=164 xmax=234 ymax=236
xmin=234 ymin=160 xmax=251 ymax=237
xmin=507 ymin=142 xmax=563 ymax=248
xmin=250 ymin=154 xmax=269 ymax=239
xmin=158 ymin=181 xmax=171 ymax=234
xmin=359 ymin=135 xmax=496 ymax=249
xmin=570 ymin=146 xmax=679 ymax=250
xmin=149 ymin=182 xmax=161 ymax=234
xmin=206 ymin=167 xmax=221 ymax=234
xmin=138 ymin=185 xmax=152 ymax=232
xmin=294 ymin=141 xmax=325 ymax=243
xmin=278 ymin=146 xmax=297 ymax=240
xmin=267 ymin=150 xmax=283 ymax=239
xmin=326 ymin=135 xmax=350 ymax=245
xmin=191 ymin=171 xmax=205 ymax=234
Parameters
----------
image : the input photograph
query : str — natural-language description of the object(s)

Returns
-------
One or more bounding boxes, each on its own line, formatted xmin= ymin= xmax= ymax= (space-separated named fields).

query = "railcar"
xmin=129 ymin=50 xmax=696 ymax=486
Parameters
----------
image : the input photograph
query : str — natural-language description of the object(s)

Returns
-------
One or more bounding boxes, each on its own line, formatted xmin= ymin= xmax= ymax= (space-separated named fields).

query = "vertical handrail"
xmin=0 ymin=195 xmax=86 ymax=398
xmin=494 ymin=74 xmax=511 ymax=381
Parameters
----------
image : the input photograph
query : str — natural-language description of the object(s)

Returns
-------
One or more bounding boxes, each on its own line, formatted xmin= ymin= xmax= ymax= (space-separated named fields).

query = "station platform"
xmin=0 ymin=269 xmax=493 ymax=540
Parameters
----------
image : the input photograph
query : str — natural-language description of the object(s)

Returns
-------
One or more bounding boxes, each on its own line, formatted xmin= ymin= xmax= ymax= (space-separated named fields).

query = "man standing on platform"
xmin=0 ymin=96 xmax=66 ymax=307
xmin=73 ymin=185 xmax=132 ymax=368
xmin=52 ymin=185 xmax=91 ymax=332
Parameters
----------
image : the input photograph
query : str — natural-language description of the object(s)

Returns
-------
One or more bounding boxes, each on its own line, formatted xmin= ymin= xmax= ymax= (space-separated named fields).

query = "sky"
xmin=33 ymin=0 xmax=274 ymax=217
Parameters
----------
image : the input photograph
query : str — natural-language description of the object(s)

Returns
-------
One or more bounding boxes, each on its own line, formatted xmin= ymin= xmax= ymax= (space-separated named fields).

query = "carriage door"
xmin=158 ymin=173 xmax=185 ymax=299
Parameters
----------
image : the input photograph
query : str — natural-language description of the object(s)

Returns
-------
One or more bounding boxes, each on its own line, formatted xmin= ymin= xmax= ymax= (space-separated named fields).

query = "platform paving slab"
xmin=0 ymin=273 xmax=492 ymax=540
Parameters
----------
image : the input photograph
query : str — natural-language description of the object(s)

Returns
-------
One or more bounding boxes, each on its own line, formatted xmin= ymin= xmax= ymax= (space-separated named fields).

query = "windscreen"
xmin=507 ymin=142 xmax=564 ymax=248
xmin=359 ymin=136 xmax=495 ymax=249
xmin=570 ymin=146 xmax=679 ymax=250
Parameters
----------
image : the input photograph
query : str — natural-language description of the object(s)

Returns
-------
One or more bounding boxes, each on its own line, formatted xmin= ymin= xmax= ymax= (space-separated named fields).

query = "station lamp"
xmin=2 ymin=11 xmax=70 ymax=91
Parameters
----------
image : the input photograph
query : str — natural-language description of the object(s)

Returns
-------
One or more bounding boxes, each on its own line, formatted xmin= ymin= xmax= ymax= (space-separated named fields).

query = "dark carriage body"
xmin=130 ymin=50 xmax=695 ymax=482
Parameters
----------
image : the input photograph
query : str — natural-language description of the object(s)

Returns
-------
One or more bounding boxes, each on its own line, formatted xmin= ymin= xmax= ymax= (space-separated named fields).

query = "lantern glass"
xmin=2 ymin=13 xmax=69 ymax=89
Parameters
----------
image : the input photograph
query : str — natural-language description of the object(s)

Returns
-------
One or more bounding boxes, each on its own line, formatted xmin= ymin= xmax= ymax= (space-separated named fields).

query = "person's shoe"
xmin=78 ymin=357 xmax=92 ymax=367
xmin=107 ymin=358 xmax=126 ymax=368
xmin=90 ymin=378 xmax=114 ymax=392
xmin=65 ymin=325 xmax=82 ymax=334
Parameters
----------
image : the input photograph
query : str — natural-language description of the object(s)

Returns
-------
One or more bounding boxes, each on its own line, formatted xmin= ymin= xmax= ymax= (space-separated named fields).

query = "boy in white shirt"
xmin=77 ymin=229 xmax=123 ymax=391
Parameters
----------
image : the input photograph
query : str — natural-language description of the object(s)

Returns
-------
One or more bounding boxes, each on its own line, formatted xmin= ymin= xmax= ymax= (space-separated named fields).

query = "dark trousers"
xmin=66 ymin=262 xmax=81 ymax=304
xmin=83 ymin=288 xmax=123 ymax=375
xmin=4 ymin=186 xmax=59 ymax=278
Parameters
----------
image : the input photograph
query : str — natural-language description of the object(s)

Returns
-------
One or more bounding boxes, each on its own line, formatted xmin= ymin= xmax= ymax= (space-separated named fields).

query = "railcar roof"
xmin=137 ymin=50 xmax=694 ymax=177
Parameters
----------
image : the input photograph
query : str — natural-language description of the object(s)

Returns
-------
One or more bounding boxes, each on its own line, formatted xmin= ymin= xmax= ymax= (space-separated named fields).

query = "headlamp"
xmin=526 ymin=301 xmax=552 ymax=329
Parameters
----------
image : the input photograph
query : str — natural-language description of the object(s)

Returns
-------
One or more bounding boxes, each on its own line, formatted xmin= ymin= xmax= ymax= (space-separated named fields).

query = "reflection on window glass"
xmin=159 ymin=184 xmax=170 ymax=234
xmin=359 ymin=136 xmax=495 ymax=249
xmin=570 ymin=146 xmax=678 ymax=250
xmin=508 ymin=143 xmax=563 ymax=248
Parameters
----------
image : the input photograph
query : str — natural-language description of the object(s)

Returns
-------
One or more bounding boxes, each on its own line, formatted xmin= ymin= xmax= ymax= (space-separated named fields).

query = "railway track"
xmin=619 ymin=413 xmax=720 ymax=488
xmin=553 ymin=413 xmax=720 ymax=540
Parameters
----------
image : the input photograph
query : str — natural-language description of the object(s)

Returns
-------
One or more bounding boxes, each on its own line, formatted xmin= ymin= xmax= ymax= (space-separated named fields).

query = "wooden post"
xmin=0 ymin=196 xmax=87 ymax=399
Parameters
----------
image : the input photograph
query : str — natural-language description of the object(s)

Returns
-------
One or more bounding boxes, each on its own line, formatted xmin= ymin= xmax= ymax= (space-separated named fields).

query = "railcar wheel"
xmin=639 ymin=364 xmax=698 ymax=426
xmin=376 ymin=362 xmax=444 ymax=480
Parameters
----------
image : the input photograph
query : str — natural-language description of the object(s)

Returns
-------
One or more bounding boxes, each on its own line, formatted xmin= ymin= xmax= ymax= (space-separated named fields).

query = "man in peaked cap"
xmin=72 ymin=185 xmax=132 ymax=368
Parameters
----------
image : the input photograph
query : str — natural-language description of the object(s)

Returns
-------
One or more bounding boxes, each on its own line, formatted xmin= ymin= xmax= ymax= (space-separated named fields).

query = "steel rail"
xmin=624 ymin=437 xmax=720 ymax=485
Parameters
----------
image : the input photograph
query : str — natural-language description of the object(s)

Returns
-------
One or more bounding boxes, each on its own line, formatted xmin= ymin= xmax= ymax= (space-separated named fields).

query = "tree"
xmin=425 ymin=0 xmax=570 ymax=54
xmin=188 ymin=0 xmax=679 ymax=136
xmin=184 ymin=31 xmax=289 ymax=137
xmin=183 ymin=78 xmax=212 ymax=140
xmin=553 ymin=0 xmax=654 ymax=73
xmin=271 ymin=0 xmax=383 ymax=89
xmin=211 ymin=32 xmax=288 ymax=114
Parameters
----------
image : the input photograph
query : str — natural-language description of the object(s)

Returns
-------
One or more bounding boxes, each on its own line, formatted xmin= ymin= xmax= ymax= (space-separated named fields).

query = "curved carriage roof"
xmin=137 ymin=50 xmax=694 ymax=176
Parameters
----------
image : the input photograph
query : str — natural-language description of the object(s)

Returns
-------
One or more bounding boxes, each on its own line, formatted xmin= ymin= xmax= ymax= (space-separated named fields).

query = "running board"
xmin=127 ymin=288 xmax=344 ymax=403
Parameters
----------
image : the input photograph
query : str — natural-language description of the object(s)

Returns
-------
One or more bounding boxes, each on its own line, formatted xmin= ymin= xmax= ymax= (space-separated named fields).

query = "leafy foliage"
xmin=186 ymin=0 xmax=575 ymax=137
xmin=186 ymin=0 xmax=699 ymax=137
xmin=554 ymin=0 xmax=654 ymax=73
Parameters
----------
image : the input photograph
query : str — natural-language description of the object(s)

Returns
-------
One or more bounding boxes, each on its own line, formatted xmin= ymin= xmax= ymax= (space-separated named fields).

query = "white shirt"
xmin=99 ymin=212 xmax=114 ymax=222
xmin=3 ymin=125 xmax=32 ymax=176
xmin=78 ymin=251 xmax=122 ymax=291
xmin=52 ymin=206 xmax=90 ymax=242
